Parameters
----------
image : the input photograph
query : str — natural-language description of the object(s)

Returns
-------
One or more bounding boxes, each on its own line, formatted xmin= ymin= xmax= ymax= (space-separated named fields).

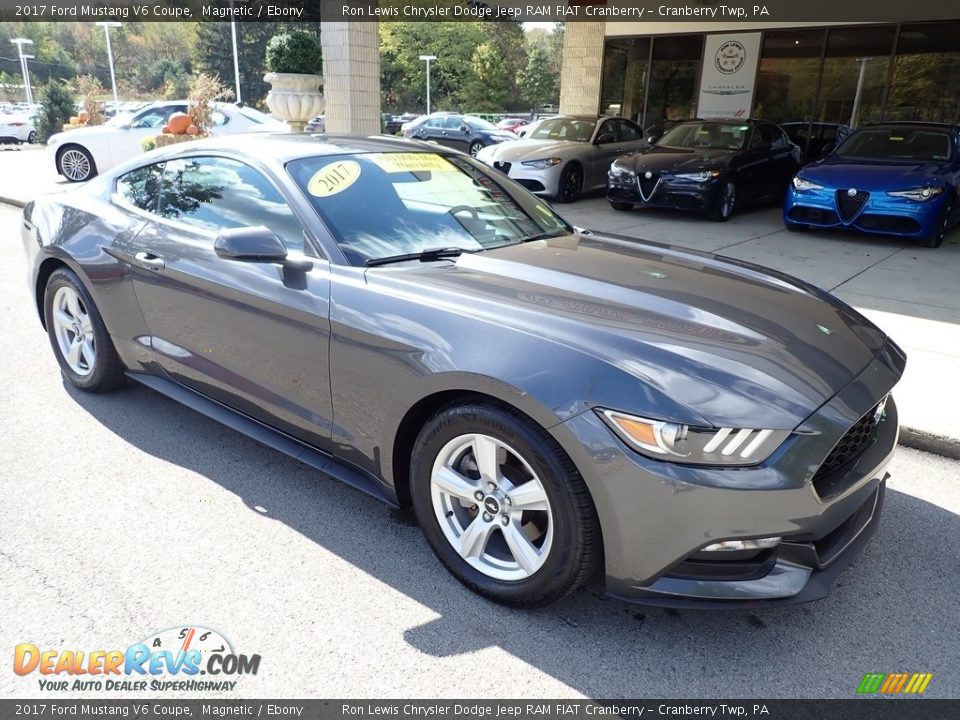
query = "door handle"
xmin=135 ymin=251 xmax=165 ymax=270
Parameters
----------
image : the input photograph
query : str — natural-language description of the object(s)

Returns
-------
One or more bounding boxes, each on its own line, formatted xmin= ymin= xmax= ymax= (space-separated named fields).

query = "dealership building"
xmin=558 ymin=19 xmax=960 ymax=132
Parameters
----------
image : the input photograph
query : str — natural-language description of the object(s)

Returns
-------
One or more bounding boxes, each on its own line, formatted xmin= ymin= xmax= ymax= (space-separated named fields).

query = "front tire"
xmin=918 ymin=198 xmax=953 ymax=248
xmin=610 ymin=201 xmax=634 ymax=212
xmin=556 ymin=163 xmax=583 ymax=204
xmin=709 ymin=180 xmax=737 ymax=222
xmin=44 ymin=268 xmax=125 ymax=392
xmin=57 ymin=145 xmax=96 ymax=182
xmin=411 ymin=402 xmax=600 ymax=607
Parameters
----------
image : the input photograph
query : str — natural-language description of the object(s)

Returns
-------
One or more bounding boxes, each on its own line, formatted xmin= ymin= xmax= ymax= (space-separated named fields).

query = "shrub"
xmin=35 ymin=81 xmax=76 ymax=142
xmin=264 ymin=31 xmax=322 ymax=75
xmin=188 ymin=73 xmax=233 ymax=134
xmin=76 ymin=75 xmax=105 ymax=126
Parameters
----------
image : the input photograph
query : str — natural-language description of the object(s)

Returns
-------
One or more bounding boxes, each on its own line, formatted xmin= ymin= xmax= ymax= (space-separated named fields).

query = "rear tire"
xmin=411 ymin=402 xmax=600 ymax=607
xmin=610 ymin=201 xmax=634 ymax=212
xmin=918 ymin=199 xmax=953 ymax=248
xmin=44 ymin=268 xmax=125 ymax=393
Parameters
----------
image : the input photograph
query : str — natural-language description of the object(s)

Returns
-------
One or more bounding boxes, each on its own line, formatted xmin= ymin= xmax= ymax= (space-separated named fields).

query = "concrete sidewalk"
xmin=2 ymin=146 xmax=958 ymax=457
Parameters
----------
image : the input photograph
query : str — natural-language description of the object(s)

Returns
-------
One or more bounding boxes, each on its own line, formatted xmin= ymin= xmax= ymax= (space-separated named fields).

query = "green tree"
xmin=520 ymin=44 xmax=557 ymax=111
xmin=35 ymin=80 xmax=75 ymax=142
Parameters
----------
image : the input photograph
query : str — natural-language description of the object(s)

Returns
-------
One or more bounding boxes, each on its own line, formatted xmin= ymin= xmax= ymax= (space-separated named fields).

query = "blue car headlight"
xmin=521 ymin=158 xmax=563 ymax=169
xmin=598 ymin=409 xmax=790 ymax=466
xmin=886 ymin=186 xmax=944 ymax=201
xmin=792 ymin=175 xmax=824 ymax=191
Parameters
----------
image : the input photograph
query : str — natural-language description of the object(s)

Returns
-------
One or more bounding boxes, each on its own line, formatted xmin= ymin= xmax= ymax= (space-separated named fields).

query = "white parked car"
xmin=0 ymin=112 xmax=37 ymax=145
xmin=47 ymin=101 xmax=283 ymax=182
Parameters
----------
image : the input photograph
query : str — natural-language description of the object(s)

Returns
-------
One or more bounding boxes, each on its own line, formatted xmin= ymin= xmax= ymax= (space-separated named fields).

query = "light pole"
xmin=10 ymin=38 xmax=34 ymax=105
xmin=229 ymin=0 xmax=242 ymax=104
xmin=849 ymin=57 xmax=869 ymax=129
xmin=96 ymin=21 xmax=122 ymax=104
xmin=419 ymin=55 xmax=436 ymax=115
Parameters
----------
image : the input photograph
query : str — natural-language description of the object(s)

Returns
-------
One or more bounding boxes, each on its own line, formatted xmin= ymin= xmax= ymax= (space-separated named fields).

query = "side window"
xmin=444 ymin=116 xmax=462 ymax=130
xmin=616 ymin=119 xmax=642 ymax=142
xmin=116 ymin=163 xmax=165 ymax=212
xmin=157 ymin=156 xmax=304 ymax=252
xmin=425 ymin=117 xmax=444 ymax=129
xmin=597 ymin=119 xmax=616 ymax=141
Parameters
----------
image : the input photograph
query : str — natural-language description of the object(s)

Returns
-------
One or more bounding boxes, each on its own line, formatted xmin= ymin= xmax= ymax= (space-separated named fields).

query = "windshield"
xmin=657 ymin=122 xmax=751 ymax=150
xmin=106 ymin=113 xmax=134 ymax=128
xmin=237 ymin=106 xmax=273 ymax=124
xmin=464 ymin=116 xmax=497 ymax=131
xmin=835 ymin=128 xmax=953 ymax=161
xmin=288 ymin=152 xmax=570 ymax=265
xmin=528 ymin=118 xmax=597 ymax=143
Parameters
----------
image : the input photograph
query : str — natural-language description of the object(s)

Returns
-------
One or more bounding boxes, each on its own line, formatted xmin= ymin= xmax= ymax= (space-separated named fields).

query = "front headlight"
xmin=886 ymin=186 xmax=943 ymax=201
xmin=608 ymin=163 xmax=633 ymax=178
xmin=792 ymin=175 xmax=824 ymax=191
xmin=521 ymin=158 xmax=563 ymax=169
xmin=674 ymin=170 xmax=721 ymax=182
xmin=599 ymin=409 xmax=789 ymax=466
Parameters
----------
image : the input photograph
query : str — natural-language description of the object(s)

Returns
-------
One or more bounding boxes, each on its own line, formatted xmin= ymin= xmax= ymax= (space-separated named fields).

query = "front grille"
xmin=638 ymin=173 xmax=660 ymax=201
xmin=493 ymin=161 xmax=511 ymax=174
xmin=836 ymin=189 xmax=869 ymax=222
xmin=812 ymin=399 xmax=885 ymax=485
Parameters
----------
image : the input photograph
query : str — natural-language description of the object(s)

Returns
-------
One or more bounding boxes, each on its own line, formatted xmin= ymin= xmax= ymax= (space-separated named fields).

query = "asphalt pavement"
xmin=2 ymin=204 xmax=959 ymax=699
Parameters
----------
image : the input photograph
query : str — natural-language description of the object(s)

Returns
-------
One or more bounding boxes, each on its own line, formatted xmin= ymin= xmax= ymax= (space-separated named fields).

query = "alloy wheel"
xmin=51 ymin=286 xmax=96 ymax=376
xmin=469 ymin=142 xmax=483 ymax=157
xmin=720 ymin=181 xmax=736 ymax=219
xmin=59 ymin=149 xmax=92 ymax=182
xmin=430 ymin=433 xmax=554 ymax=581
xmin=559 ymin=165 xmax=582 ymax=203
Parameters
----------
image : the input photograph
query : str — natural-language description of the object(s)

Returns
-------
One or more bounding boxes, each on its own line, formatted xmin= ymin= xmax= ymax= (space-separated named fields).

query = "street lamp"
xmin=10 ymin=38 xmax=34 ymax=105
xmin=229 ymin=0 xmax=242 ymax=104
xmin=95 ymin=21 xmax=122 ymax=104
xmin=419 ymin=55 xmax=437 ymax=115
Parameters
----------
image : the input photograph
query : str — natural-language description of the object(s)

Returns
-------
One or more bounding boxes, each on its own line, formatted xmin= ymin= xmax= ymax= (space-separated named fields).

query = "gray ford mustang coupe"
xmin=21 ymin=134 xmax=904 ymax=608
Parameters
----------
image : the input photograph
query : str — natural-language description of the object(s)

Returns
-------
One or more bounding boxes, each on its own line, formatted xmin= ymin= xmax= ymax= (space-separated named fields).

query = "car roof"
xmin=152 ymin=133 xmax=451 ymax=164
xmin=863 ymin=121 xmax=958 ymax=131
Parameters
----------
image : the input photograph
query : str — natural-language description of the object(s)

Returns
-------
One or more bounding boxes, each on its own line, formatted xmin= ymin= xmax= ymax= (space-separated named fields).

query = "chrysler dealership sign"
xmin=697 ymin=33 xmax=762 ymax=119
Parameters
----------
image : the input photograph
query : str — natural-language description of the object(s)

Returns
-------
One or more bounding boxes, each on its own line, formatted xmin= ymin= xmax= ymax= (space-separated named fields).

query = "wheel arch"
xmin=55 ymin=142 xmax=98 ymax=179
xmin=34 ymin=256 xmax=74 ymax=329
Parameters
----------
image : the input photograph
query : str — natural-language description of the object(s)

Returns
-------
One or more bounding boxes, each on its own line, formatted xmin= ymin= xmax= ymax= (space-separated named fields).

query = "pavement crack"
xmin=829 ymin=243 xmax=909 ymax=292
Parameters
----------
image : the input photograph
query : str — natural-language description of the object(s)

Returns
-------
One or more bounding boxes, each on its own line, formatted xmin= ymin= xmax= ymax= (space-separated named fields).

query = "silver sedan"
xmin=476 ymin=115 xmax=647 ymax=203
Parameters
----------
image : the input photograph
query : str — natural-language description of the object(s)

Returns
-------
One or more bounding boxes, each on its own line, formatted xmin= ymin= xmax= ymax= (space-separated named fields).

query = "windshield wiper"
xmin=366 ymin=247 xmax=466 ymax=267
xmin=519 ymin=228 xmax=570 ymax=243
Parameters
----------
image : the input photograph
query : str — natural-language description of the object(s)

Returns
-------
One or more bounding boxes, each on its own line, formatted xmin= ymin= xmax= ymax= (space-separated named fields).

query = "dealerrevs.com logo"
xmin=14 ymin=626 xmax=261 ymax=692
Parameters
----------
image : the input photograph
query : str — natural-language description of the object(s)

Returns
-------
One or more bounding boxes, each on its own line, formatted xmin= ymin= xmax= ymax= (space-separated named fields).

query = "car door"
xmin=441 ymin=116 xmax=470 ymax=151
xmin=416 ymin=116 xmax=444 ymax=143
xmin=766 ymin=123 xmax=801 ymax=193
xmin=585 ymin=119 xmax=626 ymax=190
xmin=108 ymin=104 xmax=186 ymax=167
xmin=737 ymin=124 xmax=777 ymax=203
xmin=124 ymin=155 xmax=335 ymax=449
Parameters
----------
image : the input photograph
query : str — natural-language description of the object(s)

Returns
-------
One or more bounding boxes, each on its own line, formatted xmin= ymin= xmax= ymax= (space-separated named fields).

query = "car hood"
xmin=49 ymin=125 xmax=114 ymax=143
xmin=378 ymin=234 xmax=889 ymax=429
xmin=618 ymin=146 xmax=736 ymax=174
xmin=480 ymin=139 xmax=587 ymax=163
xmin=800 ymin=156 xmax=951 ymax=190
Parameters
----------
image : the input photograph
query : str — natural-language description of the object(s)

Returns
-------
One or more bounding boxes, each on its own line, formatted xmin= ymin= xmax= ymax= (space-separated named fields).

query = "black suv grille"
xmin=638 ymin=173 xmax=660 ymax=200
xmin=836 ymin=189 xmax=869 ymax=222
xmin=813 ymin=399 xmax=885 ymax=484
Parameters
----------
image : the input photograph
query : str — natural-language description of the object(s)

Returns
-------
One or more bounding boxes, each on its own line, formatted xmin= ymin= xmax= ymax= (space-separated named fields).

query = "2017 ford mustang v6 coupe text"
xmin=21 ymin=135 xmax=904 ymax=607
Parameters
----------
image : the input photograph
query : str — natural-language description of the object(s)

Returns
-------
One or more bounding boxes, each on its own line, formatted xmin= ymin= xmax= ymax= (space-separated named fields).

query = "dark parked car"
xmin=781 ymin=122 xmax=852 ymax=163
xmin=784 ymin=122 xmax=960 ymax=248
xmin=643 ymin=119 xmax=681 ymax=145
xmin=403 ymin=112 xmax=516 ymax=156
xmin=607 ymin=119 xmax=801 ymax=221
xmin=22 ymin=134 xmax=903 ymax=608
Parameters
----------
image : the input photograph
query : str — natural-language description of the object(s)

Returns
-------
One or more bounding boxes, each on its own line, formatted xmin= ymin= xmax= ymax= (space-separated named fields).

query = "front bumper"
xmin=551 ymin=342 xmax=904 ymax=607
xmin=784 ymin=185 xmax=946 ymax=239
xmin=607 ymin=171 xmax=722 ymax=213
xmin=481 ymin=158 xmax=563 ymax=197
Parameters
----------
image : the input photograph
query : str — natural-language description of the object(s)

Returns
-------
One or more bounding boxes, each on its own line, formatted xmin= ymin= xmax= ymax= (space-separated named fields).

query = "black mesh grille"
xmin=813 ymin=400 xmax=884 ymax=484
xmin=638 ymin=174 xmax=660 ymax=200
xmin=836 ymin=189 xmax=869 ymax=222
xmin=788 ymin=206 xmax=841 ymax=224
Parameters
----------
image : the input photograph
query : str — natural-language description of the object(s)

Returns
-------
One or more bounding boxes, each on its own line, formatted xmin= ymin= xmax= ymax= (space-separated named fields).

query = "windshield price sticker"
xmin=371 ymin=153 xmax=456 ymax=173
xmin=307 ymin=161 xmax=362 ymax=198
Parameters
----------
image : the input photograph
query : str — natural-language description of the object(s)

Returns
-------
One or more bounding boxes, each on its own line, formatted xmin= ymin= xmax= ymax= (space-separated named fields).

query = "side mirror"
xmin=215 ymin=226 xmax=288 ymax=263
xmin=459 ymin=124 xmax=468 ymax=132
xmin=646 ymin=135 xmax=658 ymax=145
xmin=595 ymin=133 xmax=616 ymax=145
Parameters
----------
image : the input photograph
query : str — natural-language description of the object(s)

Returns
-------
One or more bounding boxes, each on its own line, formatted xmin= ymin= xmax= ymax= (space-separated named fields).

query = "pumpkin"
xmin=78 ymin=110 xmax=89 ymax=123
xmin=166 ymin=112 xmax=192 ymax=135
xmin=69 ymin=116 xmax=80 ymax=125
xmin=185 ymin=125 xmax=200 ymax=136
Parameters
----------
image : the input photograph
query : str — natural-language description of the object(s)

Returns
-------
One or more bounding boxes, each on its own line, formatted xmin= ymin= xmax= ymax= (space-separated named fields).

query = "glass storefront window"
xmin=753 ymin=30 xmax=825 ymax=126
xmin=646 ymin=35 xmax=703 ymax=129
xmin=820 ymin=26 xmax=896 ymax=128
xmin=887 ymin=23 xmax=960 ymax=124
xmin=601 ymin=38 xmax=650 ymax=123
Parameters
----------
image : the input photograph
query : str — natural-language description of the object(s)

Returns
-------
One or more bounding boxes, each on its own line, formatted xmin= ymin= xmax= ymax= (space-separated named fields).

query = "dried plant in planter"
xmin=188 ymin=73 xmax=234 ymax=136
xmin=76 ymin=75 xmax=105 ymax=127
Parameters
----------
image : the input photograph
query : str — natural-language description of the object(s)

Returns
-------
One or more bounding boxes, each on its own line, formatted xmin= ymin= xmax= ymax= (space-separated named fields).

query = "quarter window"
xmin=156 ymin=156 xmax=305 ymax=252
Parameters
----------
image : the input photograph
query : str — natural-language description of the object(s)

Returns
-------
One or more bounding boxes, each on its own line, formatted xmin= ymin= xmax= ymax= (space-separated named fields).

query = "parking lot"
xmin=2 ymin=187 xmax=960 ymax=697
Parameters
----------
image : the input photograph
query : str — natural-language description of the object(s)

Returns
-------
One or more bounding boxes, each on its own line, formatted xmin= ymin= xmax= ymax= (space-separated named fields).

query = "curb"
xmin=898 ymin=427 xmax=960 ymax=461
xmin=0 ymin=195 xmax=956 ymax=461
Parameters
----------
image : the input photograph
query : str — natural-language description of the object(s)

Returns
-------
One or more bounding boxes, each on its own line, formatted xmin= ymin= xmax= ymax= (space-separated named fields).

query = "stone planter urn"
xmin=264 ymin=72 xmax=324 ymax=132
